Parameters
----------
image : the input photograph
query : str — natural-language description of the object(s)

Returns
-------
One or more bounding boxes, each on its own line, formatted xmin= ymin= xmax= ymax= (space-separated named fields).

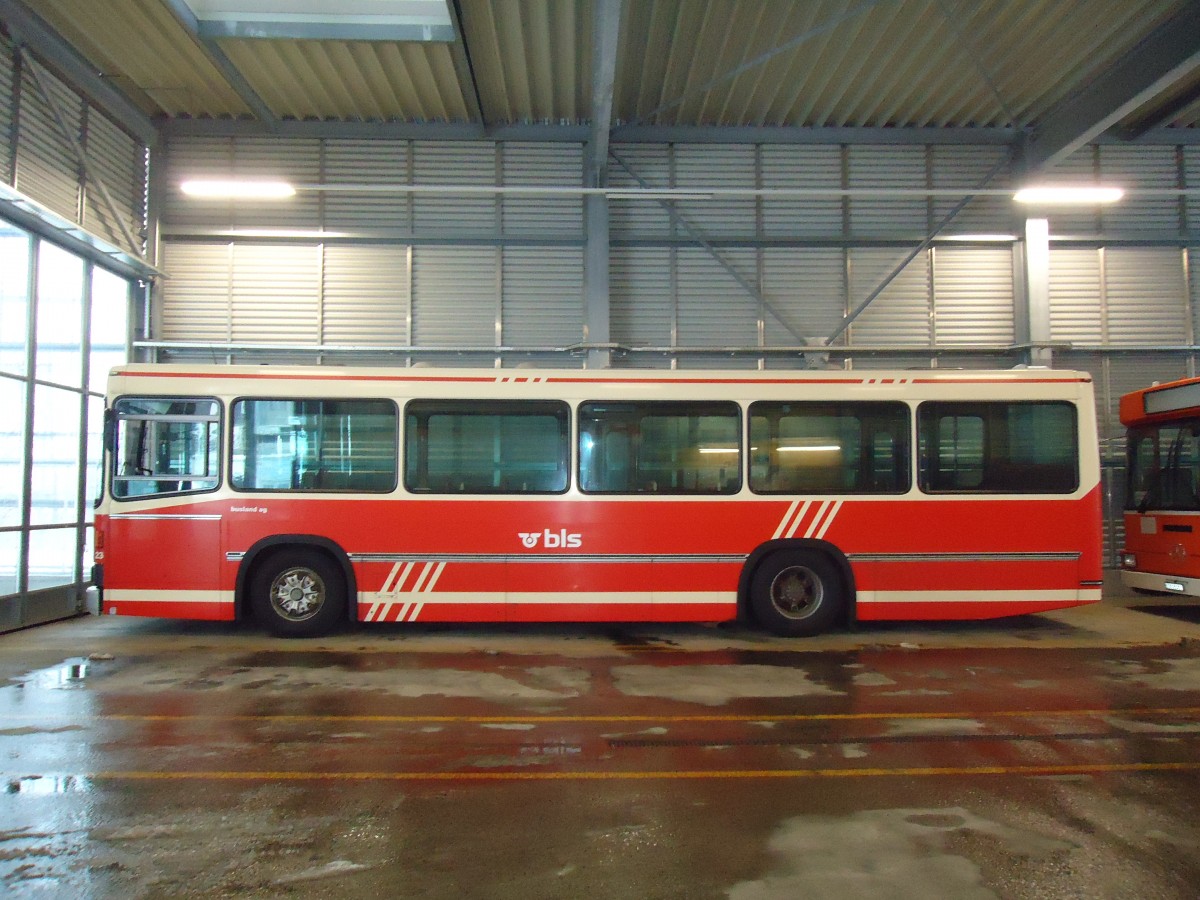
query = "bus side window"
xmin=918 ymin=401 xmax=1077 ymax=494
xmin=748 ymin=401 xmax=910 ymax=495
xmin=232 ymin=399 xmax=398 ymax=493
xmin=111 ymin=397 xmax=221 ymax=499
xmin=404 ymin=400 xmax=569 ymax=495
xmin=579 ymin=401 xmax=741 ymax=495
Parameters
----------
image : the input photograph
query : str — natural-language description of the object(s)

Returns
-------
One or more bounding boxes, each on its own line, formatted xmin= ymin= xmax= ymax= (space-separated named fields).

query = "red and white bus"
xmin=1120 ymin=375 xmax=1200 ymax=596
xmin=93 ymin=364 xmax=1103 ymax=637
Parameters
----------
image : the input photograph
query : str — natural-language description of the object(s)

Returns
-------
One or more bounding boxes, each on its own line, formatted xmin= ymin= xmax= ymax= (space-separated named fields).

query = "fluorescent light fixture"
xmin=778 ymin=444 xmax=842 ymax=453
xmin=180 ymin=179 xmax=296 ymax=199
xmin=1013 ymin=186 xmax=1124 ymax=205
xmin=698 ymin=447 xmax=739 ymax=455
xmin=940 ymin=233 xmax=1018 ymax=242
xmin=181 ymin=1 xmax=454 ymax=42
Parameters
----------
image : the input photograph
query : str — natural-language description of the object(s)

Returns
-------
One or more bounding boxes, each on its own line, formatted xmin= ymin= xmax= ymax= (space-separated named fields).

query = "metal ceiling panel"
xmin=459 ymin=0 xmax=589 ymax=124
xmin=22 ymin=0 xmax=251 ymax=117
xmin=7 ymin=0 xmax=1199 ymax=136
xmin=216 ymin=37 xmax=470 ymax=121
xmin=614 ymin=0 xmax=1189 ymax=130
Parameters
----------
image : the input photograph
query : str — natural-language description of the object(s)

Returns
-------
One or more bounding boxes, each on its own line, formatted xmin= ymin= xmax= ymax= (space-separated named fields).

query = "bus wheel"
xmin=749 ymin=551 xmax=843 ymax=637
xmin=250 ymin=548 xmax=345 ymax=638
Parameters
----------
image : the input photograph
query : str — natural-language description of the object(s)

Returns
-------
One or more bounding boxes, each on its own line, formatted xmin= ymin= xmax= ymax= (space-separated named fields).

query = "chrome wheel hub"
xmin=270 ymin=567 xmax=325 ymax=622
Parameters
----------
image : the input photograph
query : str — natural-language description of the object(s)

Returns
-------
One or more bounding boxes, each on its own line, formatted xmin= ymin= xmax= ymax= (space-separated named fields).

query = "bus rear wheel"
xmin=250 ymin=548 xmax=345 ymax=638
xmin=750 ymin=551 xmax=844 ymax=637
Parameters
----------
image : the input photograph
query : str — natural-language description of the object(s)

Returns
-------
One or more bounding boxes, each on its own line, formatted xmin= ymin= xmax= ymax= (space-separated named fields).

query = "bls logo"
xmin=518 ymin=529 xmax=583 ymax=549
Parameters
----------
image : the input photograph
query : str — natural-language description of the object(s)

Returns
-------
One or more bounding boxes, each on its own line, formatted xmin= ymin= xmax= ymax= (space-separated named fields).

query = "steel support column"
xmin=1014 ymin=217 xmax=1053 ymax=367
xmin=584 ymin=0 xmax=622 ymax=369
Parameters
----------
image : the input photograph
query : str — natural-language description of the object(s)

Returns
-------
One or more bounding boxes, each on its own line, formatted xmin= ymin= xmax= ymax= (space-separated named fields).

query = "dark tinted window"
xmin=405 ymin=400 xmax=569 ymax=494
xmin=750 ymin=401 xmax=910 ymax=494
xmin=918 ymin=401 xmax=1077 ymax=494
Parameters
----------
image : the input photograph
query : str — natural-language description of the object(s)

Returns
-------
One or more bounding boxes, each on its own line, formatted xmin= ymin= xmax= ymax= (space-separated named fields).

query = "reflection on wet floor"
xmin=0 ymin=612 xmax=1198 ymax=896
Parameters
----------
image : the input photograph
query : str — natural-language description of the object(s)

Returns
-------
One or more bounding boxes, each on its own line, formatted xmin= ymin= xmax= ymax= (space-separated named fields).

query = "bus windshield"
xmin=1127 ymin=421 xmax=1200 ymax=512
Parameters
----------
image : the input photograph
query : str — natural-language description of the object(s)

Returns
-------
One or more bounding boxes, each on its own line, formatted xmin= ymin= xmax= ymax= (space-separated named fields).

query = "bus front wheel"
xmin=749 ymin=551 xmax=844 ymax=637
xmin=250 ymin=548 xmax=345 ymax=638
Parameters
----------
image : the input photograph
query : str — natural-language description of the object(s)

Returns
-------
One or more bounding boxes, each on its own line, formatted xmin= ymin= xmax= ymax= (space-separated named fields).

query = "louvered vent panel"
xmin=930 ymin=355 xmax=1015 ymax=370
xmin=230 ymin=139 xmax=321 ymax=230
xmin=762 ymin=247 xmax=846 ymax=344
xmin=672 ymin=144 xmax=756 ymax=237
xmin=1192 ymin=247 xmax=1200 ymax=343
xmin=1048 ymin=247 xmax=1102 ymax=343
xmin=323 ymin=140 xmax=412 ymax=232
xmin=609 ymin=144 xmax=672 ymax=238
xmin=610 ymin=247 xmax=672 ymax=348
xmin=15 ymin=65 xmax=81 ymax=222
xmin=933 ymin=247 xmax=1014 ymax=344
xmin=159 ymin=242 xmax=233 ymax=341
xmin=849 ymin=356 xmax=937 ymax=371
xmin=413 ymin=143 xmax=497 ymax=236
xmin=1187 ymin=148 xmax=1200 ymax=233
xmin=676 ymin=248 xmax=759 ymax=348
xmin=1105 ymin=247 xmax=1187 ymax=346
xmin=847 ymin=146 xmax=926 ymax=237
xmin=322 ymin=245 xmax=409 ymax=345
xmin=847 ymin=248 xmax=931 ymax=345
xmin=411 ymin=246 xmax=497 ymax=347
xmin=930 ymin=146 xmax=1013 ymax=235
xmin=502 ymin=143 xmax=583 ymax=237
xmin=0 ymin=39 xmax=13 ymax=185
xmin=501 ymin=247 xmax=583 ymax=348
xmin=673 ymin=355 xmax=758 ymax=371
xmin=83 ymin=111 xmax=144 ymax=254
xmin=1100 ymin=146 xmax=1181 ymax=234
xmin=760 ymin=145 xmax=843 ymax=238
xmin=228 ymin=244 xmax=320 ymax=343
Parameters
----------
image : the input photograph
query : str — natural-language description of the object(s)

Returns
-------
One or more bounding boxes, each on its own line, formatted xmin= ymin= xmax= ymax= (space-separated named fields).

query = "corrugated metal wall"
xmin=155 ymin=134 xmax=1200 ymax=561
xmin=0 ymin=36 xmax=147 ymax=256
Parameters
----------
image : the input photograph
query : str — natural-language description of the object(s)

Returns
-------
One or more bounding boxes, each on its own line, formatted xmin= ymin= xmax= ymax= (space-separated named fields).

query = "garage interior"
xmin=2 ymin=1 xmax=1200 ymax=896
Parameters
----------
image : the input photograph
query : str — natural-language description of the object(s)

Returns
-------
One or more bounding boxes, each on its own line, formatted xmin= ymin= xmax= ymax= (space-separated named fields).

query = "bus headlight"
xmin=1120 ymin=552 xmax=1137 ymax=569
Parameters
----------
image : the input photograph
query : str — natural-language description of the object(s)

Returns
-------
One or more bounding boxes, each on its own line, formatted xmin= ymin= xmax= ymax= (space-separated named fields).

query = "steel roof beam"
xmin=1023 ymin=0 xmax=1200 ymax=172
xmin=160 ymin=0 xmax=279 ymax=129
xmin=153 ymin=119 xmax=1200 ymax=147
xmin=0 ymin=0 xmax=156 ymax=145
xmin=446 ymin=0 xmax=484 ymax=124
xmin=588 ymin=0 xmax=622 ymax=184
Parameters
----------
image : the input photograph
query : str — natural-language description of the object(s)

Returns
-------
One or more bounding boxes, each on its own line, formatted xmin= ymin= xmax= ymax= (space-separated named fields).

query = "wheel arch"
xmin=739 ymin=539 xmax=858 ymax=626
xmin=235 ymin=535 xmax=358 ymax=623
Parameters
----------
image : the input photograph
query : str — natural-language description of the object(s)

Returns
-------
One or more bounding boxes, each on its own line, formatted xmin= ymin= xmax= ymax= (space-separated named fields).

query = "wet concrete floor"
xmin=2 ymin=576 xmax=1200 ymax=898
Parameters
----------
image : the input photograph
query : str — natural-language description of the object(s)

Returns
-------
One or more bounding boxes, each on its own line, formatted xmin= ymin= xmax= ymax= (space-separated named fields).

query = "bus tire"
xmin=250 ymin=548 xmax=346 ymax=638
xmin=749 ymin=550 xmax=843 ymax=637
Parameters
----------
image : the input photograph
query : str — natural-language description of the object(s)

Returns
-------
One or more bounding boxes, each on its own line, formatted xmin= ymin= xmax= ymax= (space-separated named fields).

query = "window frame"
xmin=403 ymin=398 xmax=571 ymax=496
xmin=917 ymin=400 xmax=1080 ymax=495
xmin=577 ymin=399 xmax=743 ymax=496
xmin=747 ymin=400 xmax=912 ymax=496
xmin=109 ymin=395 xmax=223 ymax=502
xmin=229 ymin=396 xmax=400 ymax=494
